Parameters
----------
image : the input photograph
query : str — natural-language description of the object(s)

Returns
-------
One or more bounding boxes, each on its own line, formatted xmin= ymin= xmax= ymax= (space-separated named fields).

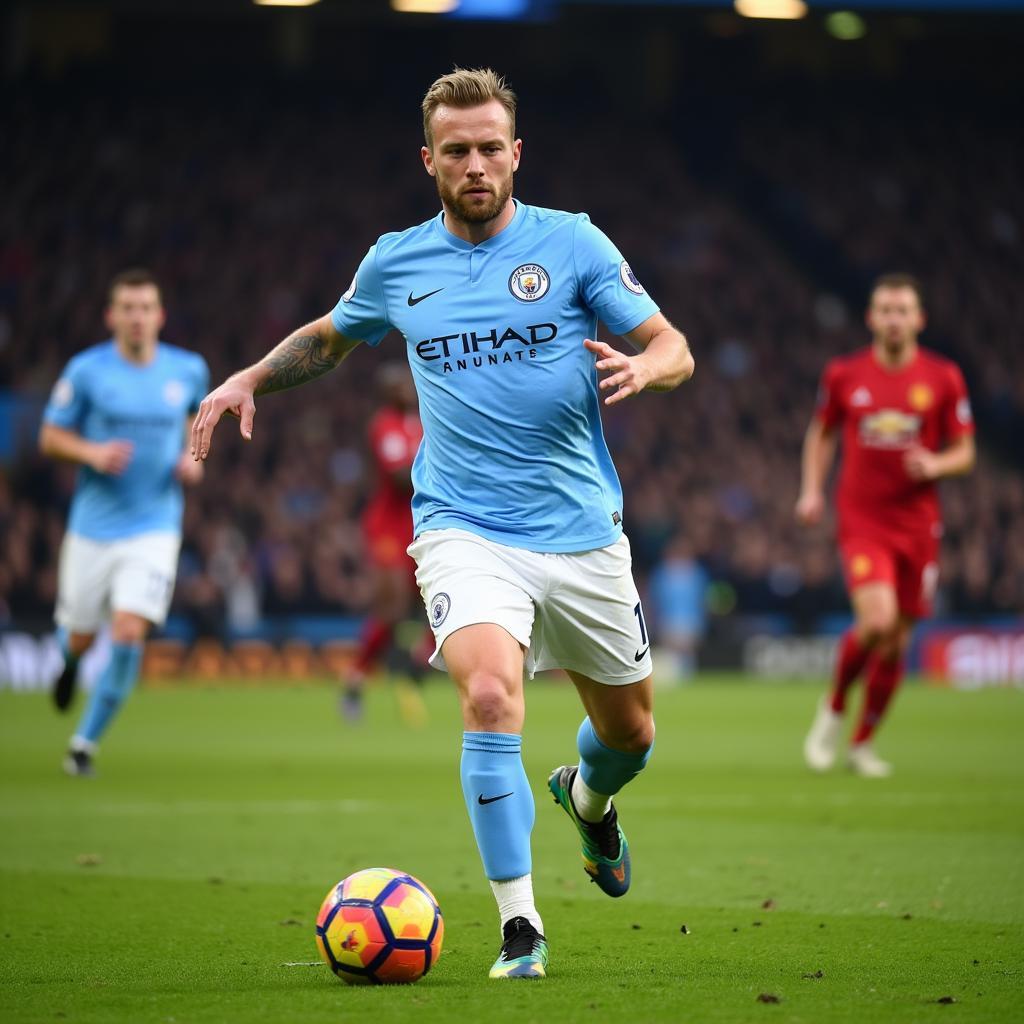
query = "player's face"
xmin=867 ymin=286 xmax=925 ymax=353
xmin=106 ymin=284 xmax=165 ymax=355
xmin=422 ymin=99 xmax=521 ymax=225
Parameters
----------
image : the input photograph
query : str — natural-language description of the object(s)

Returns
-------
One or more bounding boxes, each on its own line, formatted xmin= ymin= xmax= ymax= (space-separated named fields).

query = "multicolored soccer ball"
xmin=315 ymin=867 xmax=444 ymax=985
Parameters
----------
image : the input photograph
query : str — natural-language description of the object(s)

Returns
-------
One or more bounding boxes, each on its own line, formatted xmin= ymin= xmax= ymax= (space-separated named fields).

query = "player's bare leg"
xmin=52 ymin=630 xmax=95 ymax=713
xmin=442 ymin=624 xmax=547 ymax=978
xmin=549 ymin=672 xmax=655 ymax=898
xmin=805 ymin=581 xmax=898 ymax=772
xmin=65 ymin=610 xmax=149 ymax=777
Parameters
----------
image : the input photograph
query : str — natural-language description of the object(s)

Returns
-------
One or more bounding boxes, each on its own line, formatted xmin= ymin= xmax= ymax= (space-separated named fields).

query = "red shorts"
xmin=839 ymin=530 xmax=940 ymax=619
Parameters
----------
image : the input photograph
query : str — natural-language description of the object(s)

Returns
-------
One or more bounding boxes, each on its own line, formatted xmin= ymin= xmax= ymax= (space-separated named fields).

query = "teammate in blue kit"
xmin=192 ymin=68 xmax=694 ymax=978
xmin=40 ymin=268 xmax=209 ymax=776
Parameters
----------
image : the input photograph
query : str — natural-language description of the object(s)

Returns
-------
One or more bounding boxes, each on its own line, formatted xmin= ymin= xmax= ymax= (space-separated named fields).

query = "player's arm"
xmin=585 ymin=312 xmax=694 ymax=407
xmin=191 ymin=314 xmax=361 ymax=461
xmin=38 ymin=423 xmax=133 ymax=476
xmin=795 ymin=418 xmax=838 ymax=526
xmin=904 ymin=434 xmax=975 ymax=482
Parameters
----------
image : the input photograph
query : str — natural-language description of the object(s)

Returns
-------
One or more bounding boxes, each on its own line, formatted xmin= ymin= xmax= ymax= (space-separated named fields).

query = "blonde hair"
xmin=421 ymin=67 xmax=517 ymax=149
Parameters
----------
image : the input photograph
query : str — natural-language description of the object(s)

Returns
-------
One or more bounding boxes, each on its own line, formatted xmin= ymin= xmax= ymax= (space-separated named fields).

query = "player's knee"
xmin=599 ymin=715 xmax=655 ymax=756
xmin=462 ymin=671 xmax=520 ymax=731
xmin=68 ymin=632 xmax=95 ymax=657
xmin=111 ymin=614 xmax=148 ymax=645
xmin=858 ymin=610 xmax=899 ymax=647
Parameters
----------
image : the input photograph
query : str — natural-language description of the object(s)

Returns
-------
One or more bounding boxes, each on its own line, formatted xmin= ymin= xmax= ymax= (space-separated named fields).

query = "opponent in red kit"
xmin=341 ymin=364 xmax=424 ymax=721
xmin=796 ymin=274 xmax=975 ymax=777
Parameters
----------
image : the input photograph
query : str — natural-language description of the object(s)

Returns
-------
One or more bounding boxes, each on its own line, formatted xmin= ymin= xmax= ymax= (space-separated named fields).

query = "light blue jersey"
xmin=331 ymin=202 xmax=659 ymax=552
xmin=43 ymin=341 xmax=209 ymax=541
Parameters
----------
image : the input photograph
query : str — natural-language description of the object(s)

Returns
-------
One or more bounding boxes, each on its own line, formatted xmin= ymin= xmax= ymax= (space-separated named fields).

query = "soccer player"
xmin=191 ymin=68 xmax=694 ymax=978
xmin=797 ymin=273 xmax=974 ymax=778
xmin=340 ymin=362 xmax=425 ymax=722
xmin=40 ymin=269 xmax=209 ymax=776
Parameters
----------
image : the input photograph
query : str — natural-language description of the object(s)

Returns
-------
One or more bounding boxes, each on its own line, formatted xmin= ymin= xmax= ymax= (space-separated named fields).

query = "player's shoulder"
xmin=368 ymin=406 xmax=391 ymax=430
xmin=159 ymin=339 xmax=203 ymax=364
xmin=64 ymin=340 xmax=116 ymax=377
xmin=519 ymin=203 xmax=584 ymax=228
xmin=159 ymin=344 xmax=209 ymax=392
xmin=373 ymin=215 xmax=440 ymax=262
xmin=520 ymin=204 xmax=596 ymax=244
xmin=823 ymin=346 xmax=871 ymax=378
xmin=917 ymin=346 xmax=963 ymax=377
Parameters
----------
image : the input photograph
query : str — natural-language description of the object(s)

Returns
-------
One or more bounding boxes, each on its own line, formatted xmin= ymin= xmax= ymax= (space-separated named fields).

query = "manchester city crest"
xmin=163 ymin=379 xmax=187 ymax=407
xmin=430 ymin=592 xmax=451 ymax=628
xmin=508 ymin=263 xmax=551 ymax=302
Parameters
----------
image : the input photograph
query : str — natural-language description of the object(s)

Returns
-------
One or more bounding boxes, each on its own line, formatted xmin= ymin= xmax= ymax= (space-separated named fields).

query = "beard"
xmin=437 ymin=172 xmax=513 ymax=225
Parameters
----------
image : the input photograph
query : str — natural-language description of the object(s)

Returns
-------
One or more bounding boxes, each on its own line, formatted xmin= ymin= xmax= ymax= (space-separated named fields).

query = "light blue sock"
xmin=460 ymin=732 xmax=534 ymax=881
xmin=74 ymin=642 xmax=143 ymax=747
xmin=577 ymin=717 xmax=653 ymax=796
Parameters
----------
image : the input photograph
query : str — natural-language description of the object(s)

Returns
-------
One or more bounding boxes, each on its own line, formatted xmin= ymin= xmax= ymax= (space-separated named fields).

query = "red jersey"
xmin=816 ymin=346 xmax=973 ymax=539
xmin=362 ymin=407 xmax=423 ymax=543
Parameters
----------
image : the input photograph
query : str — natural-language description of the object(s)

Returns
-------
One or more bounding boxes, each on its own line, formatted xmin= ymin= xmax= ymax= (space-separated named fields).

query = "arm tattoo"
xmin=254 ymin=331 xmax=340 ymax=395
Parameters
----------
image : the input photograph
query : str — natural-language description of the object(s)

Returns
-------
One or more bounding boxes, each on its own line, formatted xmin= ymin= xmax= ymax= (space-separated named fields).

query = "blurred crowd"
xmin=1 ymin=82 xmax=1020 ymax=638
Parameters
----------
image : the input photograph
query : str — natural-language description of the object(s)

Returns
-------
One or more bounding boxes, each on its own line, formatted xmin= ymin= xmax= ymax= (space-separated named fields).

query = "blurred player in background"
xmin=797 ymin=273 xmax=974 ymax=777
xmin=40 ymin=269 xmax=209 ymax=776
xmin=340 ymin=362 xmax=426 ymax=722
xmin=191 ymin=68 xmax=693 ymax=979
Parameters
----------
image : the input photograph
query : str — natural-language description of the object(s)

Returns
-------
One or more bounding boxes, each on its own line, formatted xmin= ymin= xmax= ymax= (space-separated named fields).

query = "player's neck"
xmin=115 ymin=338 xmax=158 ymax=366
xmin=442 ymin=198 xmax=516 ymax=246
xmin=871 ymin=339 xmax=917 ymax=371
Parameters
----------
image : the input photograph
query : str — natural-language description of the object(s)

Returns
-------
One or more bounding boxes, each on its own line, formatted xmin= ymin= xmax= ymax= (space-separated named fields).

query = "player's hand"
xmin=904 ymin=446 xmax=939 ymax=482
xmin=584 ymin=338 xmax=652 ymax=406
xmin=795 ymin=491 xmax=825 ymax=526
xmin=175 ymin=451 xmax=205 ymax=485
xmin=88 ymin=440 xmax=134 ymax=476
xmin=191 ymin=375 xmax=257 ymax=461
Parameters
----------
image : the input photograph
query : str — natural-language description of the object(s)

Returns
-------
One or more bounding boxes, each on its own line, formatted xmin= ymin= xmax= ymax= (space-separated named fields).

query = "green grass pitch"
xmin=0 ymin=676 xmax=1021 ymax=1023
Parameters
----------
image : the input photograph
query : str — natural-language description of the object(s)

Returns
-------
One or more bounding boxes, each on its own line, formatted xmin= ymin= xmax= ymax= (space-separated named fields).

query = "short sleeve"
xmin=43 ymin=357 xmax=90 ymax=430
xmin=942 ymin=363 xmax=974 ymax=440
xmin=815 ymin=360 xmax=844 ymax=430
xmin=331 ymin=245 xmax=391 ymax=347
xmin=573 ymin=215 xmax=659 ymax=335
xmin=189 ymin=354 xmax=210 ymax=415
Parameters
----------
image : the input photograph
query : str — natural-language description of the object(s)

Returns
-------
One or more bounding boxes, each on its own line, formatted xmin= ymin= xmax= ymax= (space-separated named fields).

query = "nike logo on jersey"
xmin=478 ymin=792 xmax=514 ymax=805
xmin=408 ymin=288 xmax=445 ymax=306
xmin=634 ymin=646 xmax=650 ymax=662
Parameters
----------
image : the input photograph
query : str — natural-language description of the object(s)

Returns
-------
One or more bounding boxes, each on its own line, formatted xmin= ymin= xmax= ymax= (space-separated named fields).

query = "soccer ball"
xmin=315 ymin=867 xmax=444 ymax=985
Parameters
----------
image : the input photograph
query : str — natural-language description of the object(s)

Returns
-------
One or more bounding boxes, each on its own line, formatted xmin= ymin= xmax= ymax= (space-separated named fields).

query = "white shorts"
xmin=55 ymin=531 xmax=181 ymax=633
xmin=408 ymin=528 xmax=653 ymax=685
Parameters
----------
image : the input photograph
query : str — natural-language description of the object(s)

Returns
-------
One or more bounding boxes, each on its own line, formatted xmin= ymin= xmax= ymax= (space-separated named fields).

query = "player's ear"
xmin=104 ymin=306 xmax=115 ymax=332
xmin=421 ymin=146 xmax=436 ymax=177
xmin=511 ymin=138 xmax=522 ymax=173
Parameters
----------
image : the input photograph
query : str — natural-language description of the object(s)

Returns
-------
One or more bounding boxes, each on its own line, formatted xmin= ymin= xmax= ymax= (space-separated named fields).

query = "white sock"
xmin=70 ymin=736 xmax=97 ymax=755
xmin=571 ymin=769 xmax=612 ymax=823
xmin=489 ymin=875 xmax=543 ymax=936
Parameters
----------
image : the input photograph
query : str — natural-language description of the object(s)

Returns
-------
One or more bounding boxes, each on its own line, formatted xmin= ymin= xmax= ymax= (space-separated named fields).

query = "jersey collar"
xmin=434 ymin=198 xmax=524 ymax=252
